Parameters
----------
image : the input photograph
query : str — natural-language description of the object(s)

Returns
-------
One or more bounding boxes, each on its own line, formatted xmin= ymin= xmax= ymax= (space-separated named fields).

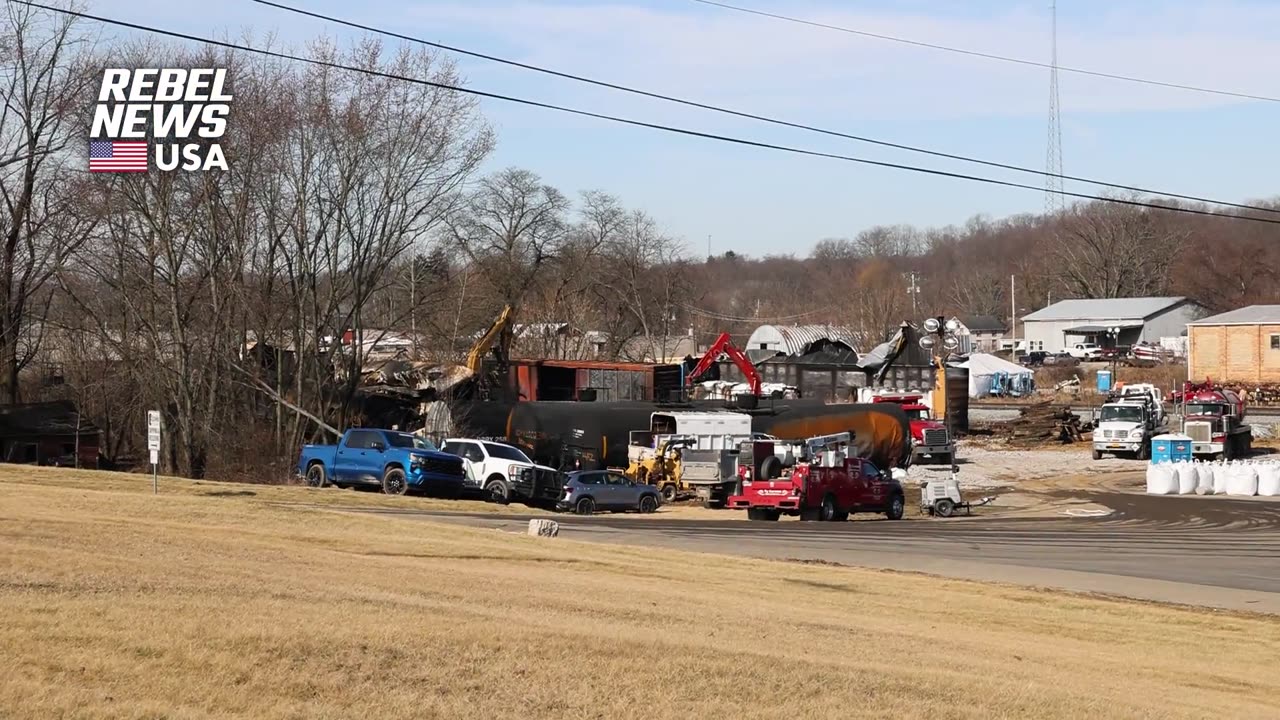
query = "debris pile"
xmin=979 ymin=401 xmax=1091 ymax=446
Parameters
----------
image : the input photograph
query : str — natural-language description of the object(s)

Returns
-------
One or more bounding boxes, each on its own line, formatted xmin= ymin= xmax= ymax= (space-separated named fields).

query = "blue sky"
xmin=97 ymin=0 xmax=1280 ymax=255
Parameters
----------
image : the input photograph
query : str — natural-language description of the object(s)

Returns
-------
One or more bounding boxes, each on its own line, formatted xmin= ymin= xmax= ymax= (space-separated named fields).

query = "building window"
xmin=1271 ymin=334 xmax=1280 ymax=350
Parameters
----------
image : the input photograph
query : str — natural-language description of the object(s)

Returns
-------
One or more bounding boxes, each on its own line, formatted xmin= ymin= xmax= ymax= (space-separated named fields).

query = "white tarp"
xmin=958 ymin=353 xmax=1035 ymax=398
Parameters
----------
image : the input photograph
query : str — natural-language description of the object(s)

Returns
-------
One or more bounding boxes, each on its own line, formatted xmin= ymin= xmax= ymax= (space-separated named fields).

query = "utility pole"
xmin=1010 ymin=275 xmax=1018 ymax=361
xmin=707 ymin=234 xmax=712 ymax=259
xmin=904 ymin=271 xmax=921 ymax=316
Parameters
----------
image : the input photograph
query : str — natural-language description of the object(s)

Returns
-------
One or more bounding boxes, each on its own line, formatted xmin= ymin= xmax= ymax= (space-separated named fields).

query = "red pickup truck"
xmin=727 ymin=439 xmax=905 ymax=522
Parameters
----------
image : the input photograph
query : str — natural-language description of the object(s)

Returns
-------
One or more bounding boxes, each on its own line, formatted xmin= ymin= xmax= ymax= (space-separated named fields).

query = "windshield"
xmin=484 ymin=442 xmax=532 ymax=463
xmin=1100 ymin=405 xmax=1143 ymax=422
xmin=1185 ymin=403 xmax=1226 ymax=417
xmin=905 ymin=409 xmax=929 ymax=421
xmin=388 ymin=432 xmax=437 ymax=451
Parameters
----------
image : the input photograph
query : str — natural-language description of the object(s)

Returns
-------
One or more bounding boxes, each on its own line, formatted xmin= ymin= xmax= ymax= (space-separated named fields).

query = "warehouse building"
xmin=1020 ymin=297 xmax=1202 ymax=354
xmin=1186 ymin=305 xmax=1280 ymax=384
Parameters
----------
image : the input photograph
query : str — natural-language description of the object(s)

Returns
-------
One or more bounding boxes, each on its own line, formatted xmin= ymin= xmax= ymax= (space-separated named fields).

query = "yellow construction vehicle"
xmin=466 ymin=305 xmax=513 ymax=375
xmin=625 ymin=435 xmax=695 ymax=503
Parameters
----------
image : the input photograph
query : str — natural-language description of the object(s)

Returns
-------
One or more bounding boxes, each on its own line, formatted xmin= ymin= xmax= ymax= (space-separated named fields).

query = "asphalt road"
xmin=350 ymin=492 xmax=1280 ymax=614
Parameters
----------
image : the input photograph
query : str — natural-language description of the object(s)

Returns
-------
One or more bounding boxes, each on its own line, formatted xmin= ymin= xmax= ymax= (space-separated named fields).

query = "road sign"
xmin=147 ymin=410 xmax=162 ymax=451
xmin=147 ymin=410 xmax=161 ymax=494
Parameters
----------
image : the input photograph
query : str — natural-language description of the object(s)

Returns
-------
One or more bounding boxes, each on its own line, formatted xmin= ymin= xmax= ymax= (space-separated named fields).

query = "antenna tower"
xmin=1045 ymin=0 xmax=1065 ymax=213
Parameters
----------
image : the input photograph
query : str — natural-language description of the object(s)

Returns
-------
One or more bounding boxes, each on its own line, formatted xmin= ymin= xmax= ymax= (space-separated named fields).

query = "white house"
xmin=1020 ymin=297 xmax=1203 ymax=354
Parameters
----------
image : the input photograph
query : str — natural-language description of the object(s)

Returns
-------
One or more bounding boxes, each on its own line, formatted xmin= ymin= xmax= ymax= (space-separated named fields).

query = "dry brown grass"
xmin=2 ymin=468 xmax=1278 ymax=719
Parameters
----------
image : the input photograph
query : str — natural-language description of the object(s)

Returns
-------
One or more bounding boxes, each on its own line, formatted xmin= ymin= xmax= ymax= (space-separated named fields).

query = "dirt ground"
xmin=3 ymin=468 xmax=1279 ymax=720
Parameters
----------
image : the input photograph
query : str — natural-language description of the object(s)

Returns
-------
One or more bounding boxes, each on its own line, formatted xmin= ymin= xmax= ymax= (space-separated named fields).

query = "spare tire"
xmin=760 ymin=455 xmax=782 ymax=480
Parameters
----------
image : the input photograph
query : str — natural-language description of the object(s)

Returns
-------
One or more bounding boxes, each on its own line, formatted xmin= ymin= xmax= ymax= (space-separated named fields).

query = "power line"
xmin=250 ymin=0 xmax=1280 ymax=217
xmin=19 ymin=1 xmax=1280 ymax=228
xmin=692 ymin=0 xmax=1280 ymax=104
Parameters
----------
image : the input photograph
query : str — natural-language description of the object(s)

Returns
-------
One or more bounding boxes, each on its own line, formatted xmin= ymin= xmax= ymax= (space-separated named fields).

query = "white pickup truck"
xmin=440 ymin=438 xmax=562 ymax=506
xmin=1067 ymin=343 xmax=1104 ymax=360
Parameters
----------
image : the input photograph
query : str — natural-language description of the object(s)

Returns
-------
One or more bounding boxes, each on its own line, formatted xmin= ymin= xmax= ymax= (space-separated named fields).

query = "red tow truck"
xmin=727 ymin=433 xmax=906 ymax=522
xmin=869 ymin=392 xmax=953 ymax=465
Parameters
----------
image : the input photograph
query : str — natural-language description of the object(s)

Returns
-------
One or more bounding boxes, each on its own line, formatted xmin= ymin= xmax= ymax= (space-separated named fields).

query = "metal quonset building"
xmin=1020 ymin=297 xmax=1203 ymax=354
xmin=745 ymin=325 xmax=860 ymax=356
xmin=1186 ymin=305 xmax=1280 ymax=384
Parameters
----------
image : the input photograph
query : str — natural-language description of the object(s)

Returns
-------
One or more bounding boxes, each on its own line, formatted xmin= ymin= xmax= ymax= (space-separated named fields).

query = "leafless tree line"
xmin=2 ymin=4 xmax=1277 ymax=481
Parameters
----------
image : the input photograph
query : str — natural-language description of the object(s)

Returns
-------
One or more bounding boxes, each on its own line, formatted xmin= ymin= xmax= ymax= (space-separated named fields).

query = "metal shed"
xmin=746 ymin=325 xmax=860 ymax=357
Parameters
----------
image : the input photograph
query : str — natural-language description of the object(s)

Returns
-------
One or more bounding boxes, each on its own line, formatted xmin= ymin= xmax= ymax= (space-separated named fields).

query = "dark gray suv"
xmin=557 ymin=470 xmax=661 ymax=515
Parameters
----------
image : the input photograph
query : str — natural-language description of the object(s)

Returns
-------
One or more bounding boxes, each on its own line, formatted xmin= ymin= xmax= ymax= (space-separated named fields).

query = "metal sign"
xmin=147 ymin=410 xmax=161 ymax=494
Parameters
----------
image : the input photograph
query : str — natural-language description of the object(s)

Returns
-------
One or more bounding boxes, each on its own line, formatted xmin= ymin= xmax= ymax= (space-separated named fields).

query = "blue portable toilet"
xmin=1151 ymin=433 xmax=1192 ymax=464
xmin=1096 ymin=369 xmax=1113 ymax=393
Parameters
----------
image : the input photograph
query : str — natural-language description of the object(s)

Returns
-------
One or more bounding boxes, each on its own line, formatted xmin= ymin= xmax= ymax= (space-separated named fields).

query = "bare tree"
xmin=0 ymin=3 xmax=97 ymax=402
xmin=1055 ymin=200 xmax=1188 ymax=299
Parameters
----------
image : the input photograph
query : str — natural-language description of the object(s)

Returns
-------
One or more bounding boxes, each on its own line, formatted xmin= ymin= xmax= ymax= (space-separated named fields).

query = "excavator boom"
xmin=466 ymin=305 xmax=514 ymax=374
xmin=687 ymin=332 xmax=762 ymax=396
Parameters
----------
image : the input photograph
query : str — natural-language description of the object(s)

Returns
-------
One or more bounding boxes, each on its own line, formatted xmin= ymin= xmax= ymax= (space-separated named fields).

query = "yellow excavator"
xmin=625 ymin=435 xmax=695 ymax=503
xmin=466 ymin=305 xmax=514 ymax=375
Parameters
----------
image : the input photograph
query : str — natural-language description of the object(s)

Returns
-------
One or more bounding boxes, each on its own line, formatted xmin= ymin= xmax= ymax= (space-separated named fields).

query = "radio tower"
xmin=1044 ymin=0 xmax=1064 ymax=213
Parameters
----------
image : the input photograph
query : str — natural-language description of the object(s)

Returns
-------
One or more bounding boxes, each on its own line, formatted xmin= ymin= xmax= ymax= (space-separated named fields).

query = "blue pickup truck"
xmin=296 ymin=428 xmax=466 ymax=496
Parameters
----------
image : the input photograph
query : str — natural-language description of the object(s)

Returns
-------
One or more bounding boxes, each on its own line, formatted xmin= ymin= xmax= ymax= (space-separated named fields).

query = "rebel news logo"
xmin=89 ymin=68 xmax=232 ymax=173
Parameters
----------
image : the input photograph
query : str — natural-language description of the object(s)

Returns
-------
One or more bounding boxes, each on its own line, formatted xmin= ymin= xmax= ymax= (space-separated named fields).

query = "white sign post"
xmin=147 ymin=410 xmax=162 ymax=494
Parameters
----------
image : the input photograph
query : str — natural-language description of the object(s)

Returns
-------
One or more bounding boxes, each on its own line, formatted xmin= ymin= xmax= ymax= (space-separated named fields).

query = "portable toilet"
xmin=1150 ymin=433 xmax=1192 ymax=464
xmin=1096 ymin=369 xmax=1113 ymax=393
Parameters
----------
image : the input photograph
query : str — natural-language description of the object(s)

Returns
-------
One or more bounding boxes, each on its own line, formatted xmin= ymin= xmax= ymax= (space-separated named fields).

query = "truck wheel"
xmin=304 ymin=462 xmax=327 ymax=488
xmin=934 ymin=498 xmax=955 ymax=518
xmin=885 ymin=494 xmax=905 ymax=520
xmin=661 ymin=484 xmax=678 ymax=503
xmin=747 ymin=508 xmax=766 ymax=521
xmin=485 ymin=478 xmax=511 ymax=505
xmin=764 ymin=509 xmax=781 ymax=522
xmin=1092 ymin=449 xmax=1103 ymax=461
xmin=639 ymin=495 xmax=658 ymax=514
xmin=381 ymin=468 xmax=408 ymax=496
xmin=575 ymin=497 xmax=595 ymax=515
xmin=819 ymin=495 xmax=837 ymax=522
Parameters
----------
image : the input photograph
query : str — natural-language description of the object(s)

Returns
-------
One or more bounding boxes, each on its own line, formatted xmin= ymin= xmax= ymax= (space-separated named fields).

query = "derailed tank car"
xmin=446 ymin=400 xmax=912 ymax=473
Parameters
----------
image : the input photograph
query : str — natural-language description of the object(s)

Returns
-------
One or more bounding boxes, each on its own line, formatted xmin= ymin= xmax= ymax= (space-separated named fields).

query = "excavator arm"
xmin=466 ymin=305 xmax=513 ymax=374
xmin=687 ymin=332 xmax=762 ymax=396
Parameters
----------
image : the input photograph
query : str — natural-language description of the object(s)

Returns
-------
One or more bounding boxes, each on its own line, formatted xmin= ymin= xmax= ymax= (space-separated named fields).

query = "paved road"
xmin=350 ymin=492 xmax=1280 ymax=613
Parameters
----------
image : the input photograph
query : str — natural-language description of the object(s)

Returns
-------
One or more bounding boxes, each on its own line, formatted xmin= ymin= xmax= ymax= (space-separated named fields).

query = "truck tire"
xmin=760 ymin=456 xmax=782 ymax=480
xmin=747 ymin=507 xmax=767 ymax=521
xmin=1137 ymin=441 xmax=1149 ymax=461
xmin=485 ymin=477 xmax=511 ymax=505
xmin=885 ymin=494 xmax=905 ymax=520
xmin=661 ymin=484 xmax=679 ymax=503
xmin=304 ymin=462 xmax=327 ymax=489
xmin=1092 ymin=449 xmax=1103 ymax=460
xmin=381 ymin=467 xmax=408 ymax=496
xmin=819 ymin=494 xmax=837 ymax=522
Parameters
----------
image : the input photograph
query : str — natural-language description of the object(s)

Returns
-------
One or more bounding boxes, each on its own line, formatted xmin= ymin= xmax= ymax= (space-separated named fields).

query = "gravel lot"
xmin=908 ymin=442 xmax=1134 ymax=489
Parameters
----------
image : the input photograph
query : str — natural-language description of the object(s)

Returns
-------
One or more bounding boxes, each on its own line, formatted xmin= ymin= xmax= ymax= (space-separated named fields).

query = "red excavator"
xmin=686 ymin=332 xmax=762 ymax=398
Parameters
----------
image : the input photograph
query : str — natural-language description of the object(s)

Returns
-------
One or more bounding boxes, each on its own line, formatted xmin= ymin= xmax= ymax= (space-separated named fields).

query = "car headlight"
xmin=1129 ymin=429 xmax=1144 ymax=439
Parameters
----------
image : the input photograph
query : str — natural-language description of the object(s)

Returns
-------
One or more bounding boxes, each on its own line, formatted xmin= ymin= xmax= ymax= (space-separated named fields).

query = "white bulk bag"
xmin=1146 ymin=463 xmax=1177 ymax=495
xmin=1226 ymin=463 xmax=1258 ymax=497
xmin=1212 ymin=463 xmax=1229 ymax=495
xmin=1175 ymin=463 xmax=1198 ymax=495
xmin=1195 ymin=463 xmax=1215 ymax=495
xmin=1257 ymin=464 xmax=1280 ymax=497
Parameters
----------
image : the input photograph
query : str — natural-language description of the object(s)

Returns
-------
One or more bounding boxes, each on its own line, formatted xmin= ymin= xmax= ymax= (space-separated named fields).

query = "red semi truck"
xmin=727 ymin=433 xmax=906 ymax=522
xmin=1177 ymin=381 xmax=1252 ymax=460
xmin=869 ymin=392 xmax=953 ymax=464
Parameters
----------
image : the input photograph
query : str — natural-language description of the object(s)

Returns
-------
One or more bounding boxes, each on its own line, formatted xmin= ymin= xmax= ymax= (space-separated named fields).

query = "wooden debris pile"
xmin=982 ymin=401 xmax=1091 ymax=446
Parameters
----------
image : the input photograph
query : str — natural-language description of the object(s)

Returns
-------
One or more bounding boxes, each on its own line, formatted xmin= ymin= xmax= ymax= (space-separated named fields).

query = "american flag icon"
xmin=89 ymin=140 xmax=149 ymax=173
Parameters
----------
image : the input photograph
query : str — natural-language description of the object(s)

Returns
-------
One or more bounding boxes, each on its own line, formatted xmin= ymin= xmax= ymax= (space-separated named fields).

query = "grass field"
xmin=2 ymin=466 xmax=1278 ymax=719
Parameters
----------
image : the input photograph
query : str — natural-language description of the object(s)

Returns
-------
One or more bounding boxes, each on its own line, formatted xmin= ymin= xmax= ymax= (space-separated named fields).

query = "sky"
xmin=91 ymin=0 xmax=1280 ymax=256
